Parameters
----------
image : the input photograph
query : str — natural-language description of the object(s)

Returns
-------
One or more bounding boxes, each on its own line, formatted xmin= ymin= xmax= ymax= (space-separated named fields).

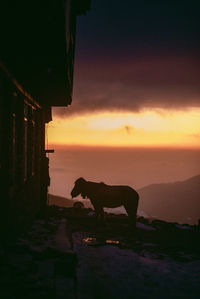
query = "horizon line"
xmin=46 ymin=143 xmax=200 ymax=150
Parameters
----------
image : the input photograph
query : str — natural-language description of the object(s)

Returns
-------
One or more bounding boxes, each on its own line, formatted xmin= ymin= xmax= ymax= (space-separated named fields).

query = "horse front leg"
xmin=98 ymin=206 xmax=105 ymax=226
xmin=94 ymin=205 xmax=105 ymax=228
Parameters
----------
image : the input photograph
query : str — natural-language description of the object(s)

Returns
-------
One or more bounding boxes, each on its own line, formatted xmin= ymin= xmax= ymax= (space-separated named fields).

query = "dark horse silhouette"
xmin=71 ymin=177 xmax=139 ymax=229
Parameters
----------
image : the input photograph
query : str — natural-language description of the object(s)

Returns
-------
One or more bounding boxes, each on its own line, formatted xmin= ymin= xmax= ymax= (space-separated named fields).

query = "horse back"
xmin=94 ymin=184 xmax=139 ymax=207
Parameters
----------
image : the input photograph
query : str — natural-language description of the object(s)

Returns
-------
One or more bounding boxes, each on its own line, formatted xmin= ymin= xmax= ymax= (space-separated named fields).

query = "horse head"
xmin=71 ymin=177 xmax=87 ymax=199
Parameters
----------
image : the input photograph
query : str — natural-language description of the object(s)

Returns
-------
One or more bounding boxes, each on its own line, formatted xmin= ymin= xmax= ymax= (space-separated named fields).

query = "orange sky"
xmin=47 ymin=108 xmax=200 ymax=148
xmin=48 ymin=1 xmax=200 ymax=150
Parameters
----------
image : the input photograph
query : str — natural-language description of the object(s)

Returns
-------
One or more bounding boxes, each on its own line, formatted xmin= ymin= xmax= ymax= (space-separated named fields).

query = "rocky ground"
xmin=68 ymin=207 xmax=200 ymax=299
xmin=0 ymin=205 xmax=200 ymax=298
xmin=0 ymin=209 xmax=76 ymax=299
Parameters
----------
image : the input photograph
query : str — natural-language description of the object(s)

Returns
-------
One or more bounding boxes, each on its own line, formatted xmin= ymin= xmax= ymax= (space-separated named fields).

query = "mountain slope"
xmin=138 ymin=174 xmax=200 ymax=224
xmin=48 ymin=194 xmax=93 ymax=209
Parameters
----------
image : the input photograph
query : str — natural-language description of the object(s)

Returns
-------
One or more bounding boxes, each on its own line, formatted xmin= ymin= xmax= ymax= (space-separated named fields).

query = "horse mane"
xmin=75 ymin=178 xmax=106 ymax=199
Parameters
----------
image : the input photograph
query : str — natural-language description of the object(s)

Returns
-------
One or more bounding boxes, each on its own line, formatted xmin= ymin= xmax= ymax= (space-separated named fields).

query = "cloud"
xmin=189 ymin=133 xmax=200 ymax=139
xmin=53 ymin=54 xmax=200 ymax=118
xmin=124 ymin=125 xmax=134 ymax=135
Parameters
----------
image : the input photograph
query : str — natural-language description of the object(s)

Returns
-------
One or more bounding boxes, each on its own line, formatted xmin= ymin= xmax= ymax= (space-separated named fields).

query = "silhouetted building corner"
xmin=0 ymin=0 xmax=91 ymax=238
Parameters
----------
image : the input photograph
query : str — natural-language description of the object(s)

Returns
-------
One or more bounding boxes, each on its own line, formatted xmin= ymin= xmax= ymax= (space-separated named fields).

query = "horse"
xmin=71 ymin=177 xmax=139 ymax=229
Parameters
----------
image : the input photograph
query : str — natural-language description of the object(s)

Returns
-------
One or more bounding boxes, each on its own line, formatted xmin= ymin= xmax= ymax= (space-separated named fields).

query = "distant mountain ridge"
xmin=138 ymin=174 xmax=200 ymax=224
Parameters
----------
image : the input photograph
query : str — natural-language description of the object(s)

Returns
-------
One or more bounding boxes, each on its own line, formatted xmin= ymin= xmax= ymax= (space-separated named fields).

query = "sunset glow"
xmin=48 ymin=108 xmax=200 ymax=148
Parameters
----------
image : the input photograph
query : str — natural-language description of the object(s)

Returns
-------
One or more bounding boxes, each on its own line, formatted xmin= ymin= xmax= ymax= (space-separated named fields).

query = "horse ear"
xmin=75 ymin=177 xmax=86 ymax=184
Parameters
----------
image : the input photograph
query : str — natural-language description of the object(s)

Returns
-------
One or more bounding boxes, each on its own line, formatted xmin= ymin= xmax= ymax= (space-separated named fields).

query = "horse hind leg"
xmin=124 ymin=201 xmax=138 ymax=231
xmin=94 ymin=205 xmax=105 ymax=228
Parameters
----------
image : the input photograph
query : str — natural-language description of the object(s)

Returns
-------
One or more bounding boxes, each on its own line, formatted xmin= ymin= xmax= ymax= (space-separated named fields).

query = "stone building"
xmin=0 ymin=0 xmax=91 ymax=238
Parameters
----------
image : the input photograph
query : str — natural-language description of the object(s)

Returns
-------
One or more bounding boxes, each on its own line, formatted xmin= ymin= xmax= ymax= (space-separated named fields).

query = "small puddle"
xmin=82 ymin=237 xmax=96 ymax=244
xmin=106 ymin=240 xmax=120 ymax=245
xmin=82 ymin=237 xmax=120 ymax=246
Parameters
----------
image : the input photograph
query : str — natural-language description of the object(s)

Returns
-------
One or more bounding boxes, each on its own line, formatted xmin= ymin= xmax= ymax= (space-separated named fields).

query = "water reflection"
xmin=82 ymin=237 xmax=120 ymax=246
xmin=82 ymin=237 xmax=96 ymax=243
xmin=106 ymin=240 xmax=120 ymax=244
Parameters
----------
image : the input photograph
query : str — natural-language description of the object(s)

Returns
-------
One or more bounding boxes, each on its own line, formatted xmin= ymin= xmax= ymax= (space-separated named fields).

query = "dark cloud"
xmin=53 ymin=0 xmax=200 ymax=117
xmin=54 ymin=54 xmax=200 ymax=117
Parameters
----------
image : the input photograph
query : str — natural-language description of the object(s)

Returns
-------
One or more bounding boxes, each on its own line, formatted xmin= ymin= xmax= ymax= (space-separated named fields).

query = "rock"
xmin=73 ymin=201 xmax=84 ymax=209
